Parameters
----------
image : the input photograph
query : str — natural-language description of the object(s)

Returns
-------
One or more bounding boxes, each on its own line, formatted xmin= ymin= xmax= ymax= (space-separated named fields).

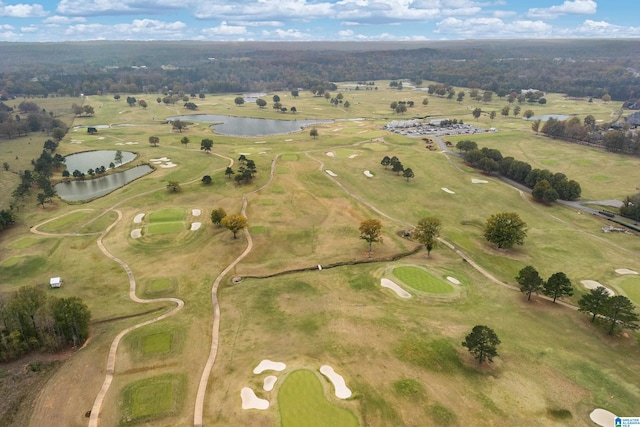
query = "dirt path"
xmin=193 ymin=155 xmax=279 ymax=427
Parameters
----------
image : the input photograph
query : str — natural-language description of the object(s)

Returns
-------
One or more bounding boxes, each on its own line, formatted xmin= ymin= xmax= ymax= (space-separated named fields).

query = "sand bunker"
xmin=364 ymin=170 xmax=373 ymax=178
xmin=348 ymin=154 xmax=358 ymax=159
xmin=150 ymin=157 xmax=170 ymax=162
xmin=447 ymin=276 xmax=461 ymax=285
xmin=380 ymin=278 xmax=411 ymax=299
xmin=472 ymin=179 xmax=488 ymax=184
xmin=616 ymin=268 xmax=638 ymax=275
xmin=441 ymin=187 xmax=455 ymax=194
xmin=133 ymin=213 xmax=145 ymax=223
xmin=589 ymin=408 xmax=616 ymax=427
xmin=284 ymin=139 xmax=293 ymax=142
xmin=190 ymin=222 xmax=201 ymax=231
xmin=70 ymin=140 xmax=83 ymax=144
xmin=255 ymin=141 xmax=267 ymax=144
xmin=130 ymin=229 xmax=142 ymax=238
xmin=241 ymin=387 xmax=269 ymax=410
xmin=192 ymin=209 xmax=201 ymax=216
xmin=263 ymin=376 xmax=277 ymax=391
xmin=159 ymin=162 xmax=177 ymax=168
xmin=115 ymin=143 xmax=125 ymax=146
xmin=326 ymin=151 xmax=335 ymax=157
xmin=258 ymin=151 xmax=267 ymax=154
xmin=98 ymin=137 xmax=105 ymax=140
xmin=581 ymin=280 xmax=615 ymax=296
xmin=325 ymin=170 xmax=337 ymax=177
xmin=253 ymin=359 xmax=286 ymax=374
xmin=320 ymin=365 xmax=352 ymax=399
xmin=125 ymin=141 xmax=138 ymax=145
xmin=333 ymin=128 xmax=342 ymax=132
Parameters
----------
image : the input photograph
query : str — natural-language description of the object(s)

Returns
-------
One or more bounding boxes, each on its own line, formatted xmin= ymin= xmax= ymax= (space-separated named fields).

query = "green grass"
xmin=278 ymin=370 xmax=359 ymax=427
xmin=120 ymin=374 xmax=185 ymax=424
xmin=619 ymin=277 xmax=640 ymax=305
xmin=148 ymin=208 xmax=185 ymax=222
xmin=142 ymin=332 xmax=172 ymax=355
xmin=393 ymin=266 xmax=454 ymax=294
xmin=392 ymin=379 xmax=425 ymax=399
xmin=147 ymin=222 xmax=184 ymax=235
xmin=362 ymin=142 xmax=388 ymax=151
xmin=394 ymin=337 xmax=465 ymax=374
xmin=38 ymin=210 xmax=93 ymax=233
xmin=250 ymin=225 xmax=266 ymax=234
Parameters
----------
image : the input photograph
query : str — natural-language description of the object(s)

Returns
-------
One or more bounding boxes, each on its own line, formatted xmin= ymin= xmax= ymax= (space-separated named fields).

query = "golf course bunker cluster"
xmin=130 ymin=208 xmax=203 ymax=238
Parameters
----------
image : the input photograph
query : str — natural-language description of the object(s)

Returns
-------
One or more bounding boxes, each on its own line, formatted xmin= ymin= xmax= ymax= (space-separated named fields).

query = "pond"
xmin=166 ymin=114 xmax=332 ymax=137
xmin=523 ymin=114 xmax=570 ymax=121
xmin=55 ymin=165 xmax=153 ymax=202
xmin=64 ymin=150 xmax=136 ymax=173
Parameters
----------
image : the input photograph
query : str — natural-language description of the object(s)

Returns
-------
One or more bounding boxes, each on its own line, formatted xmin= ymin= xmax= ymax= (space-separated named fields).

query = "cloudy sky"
xmin=0 ymin=0 xmax=637 ymax=42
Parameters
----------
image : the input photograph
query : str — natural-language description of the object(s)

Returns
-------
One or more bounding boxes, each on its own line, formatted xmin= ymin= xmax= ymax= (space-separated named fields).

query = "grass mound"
xmin=278 ymin=370 xmax=358 ymax=427
xmin=120 ymin=374 xmax=185 ymax=424
xmin=393 ymin=266 xmax=454 ymax=294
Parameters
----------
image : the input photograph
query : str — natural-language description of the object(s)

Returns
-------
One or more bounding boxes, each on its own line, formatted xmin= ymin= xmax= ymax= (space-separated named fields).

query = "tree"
xmin=234 ymin=96 xmax=245 ymax=106
xmin=291 ymin=106 xmax=298 ymax=113
xmin=392 ymin=161 xmax=404 ymax=175
xmin=114 ymin=150 xmax=123 ymax=165
xmin=501 ymin=105 xmax=510 ymax=118
xmin=171 ymin=120 xmax=187 ymax=132
xmin=126 ymin=96 xmax=137 ymax=106
xmin=602 ymin=296 xmax=639 ymax=335
xmin=201 ymin=138 xmax=213 ymax=153
xmin=291 ymin=90 xmax=299 ymax=98
xmin=462 ymin=325 xmax=500 ymax=364
xmin=602 ymin=94 xmax=611 ymax=103
xmin=413 ymin=217 xmax=441 ymax=256
xmin=359 ymin=219 xmax=383 ymax=258
xmin=149 ymin=136 xmax=160 ymax=147
xmin=422 ymin=97 xmax=429 ymax=106
xmin=489 ymin=111 xmax=496 ymax=120
xmin=211 ymin=208 xmax=227 ymax=225
xmin=543 ymin=272 xmax=573 ymax=303
xmin=256 ymin=99 xmax=267 ymax=108
xmin=181 ymin=136 xmax=190 ymax=147
xmin=456 ymin=140 xmax=478 ymax=152
xmin=202 ymin=175 xmax=212 ymax=185
xmin=273 ymin=94 xmax=280 ymax=103
xmin=37 ymin=193 xmax=47 ymax=208
xmin=138 ymin=100 xmax=147 ymax=109
xmin=456 ymin=92 xmax=465 ymax=103
xmin=221 ymin=214 xmax=248 ymax=238
xmin=166 ymin=181 xmax=181 ymax=192
xmin=483 ymin=212 xmax=527 ymax=249
xmin=51 ymin=127 xmax=65 ymax=141
xmin=472 ymin=107 xmax=482 ymax=121
xmin=310 ymin=128 xmax=319 ymax=139
xmin=523 ymin=110 xmax=535 ymax=119
xmin=516 ymin=266 xmax=543 ymax=300
xmin=513 ymin=105 xmax=521 ymax=117
xmin=578 ymin=286 xmax=612 ymax=322
xmin=52 ymin=297 xmax=91 ymax=347
xmin=395 ymin=103 xmax=407 ymax=114
xmin=381 ymin=156 xmax=391 ymax=169
xmin=225 ymin=166 xmax=234 ymax=179
xmin=402 ymin=168 xmax=415 ymax=182
xmin=343 ymin=101 xmax=349 ymax=109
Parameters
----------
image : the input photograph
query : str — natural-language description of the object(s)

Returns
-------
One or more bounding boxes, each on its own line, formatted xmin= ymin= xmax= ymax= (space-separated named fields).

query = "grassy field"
xmin=1 ymin=83 xmax=639 ymax=426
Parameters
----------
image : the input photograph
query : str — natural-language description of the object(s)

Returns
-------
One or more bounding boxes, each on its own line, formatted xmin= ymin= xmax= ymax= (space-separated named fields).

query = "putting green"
xmin=148 ymin=222 xmax=184 ymax=235
xmin=620 ymin=277 xmax=640 ymax=305
xmin=148 ymin=208 xmax=185 ymax=223
xmin=393 ymin=266 xmax=454 ymax=294
xmin=121 ymin=374 xmax=185 ymax=423
xmin=278 ymin=370 xmax=358 ymax=427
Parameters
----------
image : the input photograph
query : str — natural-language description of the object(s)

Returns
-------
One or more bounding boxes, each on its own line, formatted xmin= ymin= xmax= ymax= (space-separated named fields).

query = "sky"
xmin=0 ymin=0 xmax=638 ymax=42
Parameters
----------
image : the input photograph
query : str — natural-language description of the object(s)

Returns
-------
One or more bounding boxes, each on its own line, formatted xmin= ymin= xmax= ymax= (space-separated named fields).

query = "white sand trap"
xmin=589 ymin=408 xmax=617 ymax=427
xmin=130 ymin=229 xmax=142 ymax=238
xmin=472 ymin=179 xmax=488 ymax=184
xmin=320 ymin=365 xmax=352 ymax=399
xmin=241 ymin=387 xmax=269 ymax=410
xmin=98 ymin=137 xmax=105 ymax=140
xmin=325 ymin=170 xmax=337 ymax=177
xmin=190 ymin=222 xmax=201 ymax=231
xmin=258 ymin=151 xmax=267 ymax=154
xmin=125 ymin=141 xmax=138 ymax=145
xmin=616 ymin=268 xmax=638 ymax=275
xmin=380 ymin=278 xmax=411 ymax=299
xmin=441 ymin=187 xmax=455 ymax=194
xmin=364 ymin=170 xmax=374 ymax=178
xmin=284 ymin=139 xmax=293 ymax=142
xmin=326 ymin=151 xmax=335 ymax=157
xmin=70 ymin=140 xmax=83 ymax=144
xmin=239 ymin=152 xmax=251 ymax=155
xmin=150 ymin=157 xmax=170 ymax=162
xmin=159 ymin=162 xmax=177 ymax=168
xmin=348 ymin=154 xmax=358 ymax=159
xmin=151 ymin=161 xmax=162 ymax=164
xmin=133 ymin=213 xmax=145 ymax=224
xmin=253 ymin=359 xmax=286 ymax=374
xmin=192 ymin=209 xmax=201 ymax=216
xmin=255 ymin=141 xmax=267 ymax=144
xmin=333 ymin=128 xmax=342 ymax=132
xmin=115 ymin=143 xmax=125 ymax=146
xmin=581 ymin=280 xmax=615 ymax=296
xmin=447 ymin=276 xmax=461 ymax=285
xmin=263 ymin=376 xmax=277 ymax=391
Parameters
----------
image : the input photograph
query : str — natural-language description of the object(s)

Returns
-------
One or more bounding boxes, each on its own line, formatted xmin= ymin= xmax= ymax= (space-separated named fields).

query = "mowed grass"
xmin=120 ymin=374 xmax=186 ymax=424
xmin=620 ymin=277 xmax=640 ymax=305
xmin=278 ymin=370 xmax=359 ymax=427
xmin=147 ymin=221 xmax=184 ymax=235
xmin=148 ymin=208 xmax=185 ymax=222
xmin=393 ymin=266 xmax=454 ymax=293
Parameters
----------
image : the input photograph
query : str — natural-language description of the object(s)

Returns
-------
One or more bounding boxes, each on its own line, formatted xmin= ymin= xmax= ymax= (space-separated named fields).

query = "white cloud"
xmin=493 ymin=10 xmax=516 ymax=18
xmin=436 ymin=16 xmax=552 ymax=38
xmin=261 ymin=28 xmax=309 ymax=40
xmin=43 ymin=16 xmax=86 ymax=24
xmin=57 ymin=0 xmax=185 ymax=16
xmin=21 ymin=25 xmax=38 ymax=33
xmin=0 ymin=3 xmax=48 ymax=18
xmin=576 ymin=20 xmax=640 ymax=37
xmin=195 ymin=0 xmax=333 ymax=21
xmin=528 ymin=0 xmax=597 ymax=19
xmin=202 ymin=22 xmax=247 ymax=36
xmin=64 ymin=19 xmax=186 ymax=40
xmin=338 ymin=29 xmax=354 ymax=37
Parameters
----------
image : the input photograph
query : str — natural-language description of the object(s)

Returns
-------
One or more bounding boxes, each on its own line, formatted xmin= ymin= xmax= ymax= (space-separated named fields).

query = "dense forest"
xmin=1 ymin=39 xmax=639 ymax=101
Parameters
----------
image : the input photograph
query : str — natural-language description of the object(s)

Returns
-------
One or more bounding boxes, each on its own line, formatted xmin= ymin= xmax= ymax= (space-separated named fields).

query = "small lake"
xmin=64 ymin=150 xmax=136 ymax=173
xmin=166 ymin=114 xmax=332 ymax=137
xmin=523 ymin=114 xmax=570 ymax=122
xmin=55 ymin=165 xmax=153 ymax=202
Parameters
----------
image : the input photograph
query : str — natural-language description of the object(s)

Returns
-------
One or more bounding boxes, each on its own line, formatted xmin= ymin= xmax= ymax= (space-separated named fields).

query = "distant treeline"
xmin=0 ymin=40 xmax=639 ymax=101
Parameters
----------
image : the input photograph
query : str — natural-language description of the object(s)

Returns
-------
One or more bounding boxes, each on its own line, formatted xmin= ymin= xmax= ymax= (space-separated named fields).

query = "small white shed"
xmin=50 ymin=277 xmax=62 ymax=288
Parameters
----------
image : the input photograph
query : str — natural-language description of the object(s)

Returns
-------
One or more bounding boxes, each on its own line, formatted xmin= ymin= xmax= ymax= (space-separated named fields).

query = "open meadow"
xmin=1 ymin=82 xmax=640 ymax=426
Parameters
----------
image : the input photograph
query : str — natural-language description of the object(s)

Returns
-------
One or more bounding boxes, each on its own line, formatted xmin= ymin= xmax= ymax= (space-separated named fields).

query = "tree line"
xmin=0 ymin=286 xmax=91 ymax=362
xmin=457 ymin=140 xmax=581 ymax=204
